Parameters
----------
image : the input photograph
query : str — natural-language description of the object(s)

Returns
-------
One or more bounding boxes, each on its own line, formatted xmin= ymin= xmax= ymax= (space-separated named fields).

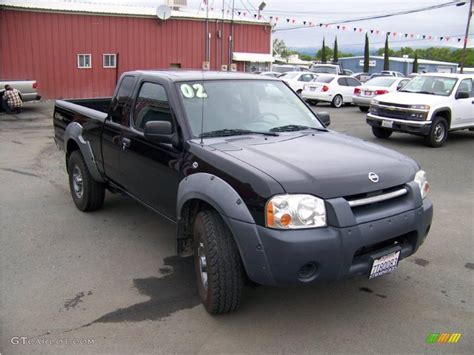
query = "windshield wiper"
xmin=199 ymin=129 xmax=279 ymax=138
xmin=270 ymin=125 xmax=327 ymax=132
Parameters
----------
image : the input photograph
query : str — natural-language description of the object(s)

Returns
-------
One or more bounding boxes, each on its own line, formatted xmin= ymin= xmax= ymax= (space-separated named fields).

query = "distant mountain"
xmin=289 ymin=44 xmax=460 ymax=57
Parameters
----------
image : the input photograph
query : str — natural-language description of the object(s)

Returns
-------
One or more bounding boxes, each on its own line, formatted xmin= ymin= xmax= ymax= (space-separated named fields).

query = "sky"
xmin=34 ymin=0 xmax=473 ymax=49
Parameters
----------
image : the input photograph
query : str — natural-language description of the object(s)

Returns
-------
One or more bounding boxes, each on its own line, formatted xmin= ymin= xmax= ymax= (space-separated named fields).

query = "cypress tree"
xmin=363 ymin=33 xmax=370 ymax=73
xmin=333 ymin=37 xmax=338 ymax=63
xmin=412 ymin=52 xmax=419 ymax=73
xmin=383 ymin=35 xmax=390 ymax=70
xmin=321 ymin=37 xmax=327 ymax=63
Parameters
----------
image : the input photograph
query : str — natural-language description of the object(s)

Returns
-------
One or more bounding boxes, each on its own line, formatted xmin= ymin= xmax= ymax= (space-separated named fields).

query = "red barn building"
xmin=0 ymin=1 xmax=273 ymax=99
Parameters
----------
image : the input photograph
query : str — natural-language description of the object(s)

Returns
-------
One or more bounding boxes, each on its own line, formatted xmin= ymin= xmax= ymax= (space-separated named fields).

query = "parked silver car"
xmin=0 ymin=79 xmax=41 ymax=102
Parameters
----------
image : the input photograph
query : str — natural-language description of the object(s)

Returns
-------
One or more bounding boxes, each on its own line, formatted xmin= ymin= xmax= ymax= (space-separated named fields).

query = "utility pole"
xmin=460 ymin=0 xmax=473 ymax=73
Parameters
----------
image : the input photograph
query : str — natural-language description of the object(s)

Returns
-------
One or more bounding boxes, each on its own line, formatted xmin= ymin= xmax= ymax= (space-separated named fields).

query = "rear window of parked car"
xmin=364 ymin=77 xmax=397 ymax=87
xmin=315 ymin=76 xmax=334 ymax=83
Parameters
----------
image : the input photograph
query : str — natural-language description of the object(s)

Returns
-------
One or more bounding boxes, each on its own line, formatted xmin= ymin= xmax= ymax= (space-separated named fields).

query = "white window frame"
xmin=103 ymin=54 xmax=117 ymax=69
xmin=77 ymin=54 xmax=92 ymax=69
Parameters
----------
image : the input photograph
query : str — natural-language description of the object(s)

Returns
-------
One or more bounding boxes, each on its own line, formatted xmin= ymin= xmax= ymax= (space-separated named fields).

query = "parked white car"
xmin=301 ymin=74 xmax=361 ymax=107
xmin=353 ymin=77 xmax=411 ymax=112
xmin=367 ymin=73 xmax=474 ymax=147
xmin=309 ymin=63 xmax=343 ymax=75
xmin=278 ymin=72 xmax=318 ymax=94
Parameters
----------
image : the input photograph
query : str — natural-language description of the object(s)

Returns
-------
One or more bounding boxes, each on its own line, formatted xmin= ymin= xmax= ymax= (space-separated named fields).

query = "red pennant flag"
xmin=342 ymin=26 xmax=346 ymax=30
xmin=410 ymin=34 xmax=414 ymax=38
xmin=393 ymin=32 xmax=397 ymax=36
xmin=275 ymin=16 xmax=279 ymax=21
xmin=359 ymin=28 xmax=363 ymax=32
xmin=446 ymin=37 xmax=450 ymax=41
xmin=292 ymin=19 xmax=296 ymax=23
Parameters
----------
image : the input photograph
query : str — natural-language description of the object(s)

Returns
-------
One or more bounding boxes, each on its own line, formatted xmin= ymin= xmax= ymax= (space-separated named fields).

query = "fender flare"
xmin=431 ymin=108 xmax=452 ymax=128
xmin=64 ymin=122 xmax=105 ymax=183
xmin=176 ymin=172 xmax=255 ymax=224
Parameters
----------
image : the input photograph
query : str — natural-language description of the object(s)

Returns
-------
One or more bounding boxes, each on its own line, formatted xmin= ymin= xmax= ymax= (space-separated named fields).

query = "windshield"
xmin=311 ymin=66 xmax=337 ymax=74
xmin=400 ymin=76 xmax=457 ymax=96
xmin=364 ymin=77 xmax=396 ymax=87
xmin=177 ymin=80 xmax=325 ymax=137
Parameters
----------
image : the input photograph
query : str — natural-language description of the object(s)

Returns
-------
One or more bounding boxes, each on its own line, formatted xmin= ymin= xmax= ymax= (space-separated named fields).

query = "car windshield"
xmin=364 ymin=77 xmax=396 ymax=87
xmin=399 ymin=76 xmax=457 ymax=96
xmin=311 ymin=66 xmax=337 ymax=74
xmin=177 ymin=80 xmax=325 ymax=137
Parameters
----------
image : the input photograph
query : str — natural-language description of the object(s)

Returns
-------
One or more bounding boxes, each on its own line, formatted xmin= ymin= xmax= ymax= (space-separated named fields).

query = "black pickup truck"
xmin=54 ymin=70 xmax=433 ymax=314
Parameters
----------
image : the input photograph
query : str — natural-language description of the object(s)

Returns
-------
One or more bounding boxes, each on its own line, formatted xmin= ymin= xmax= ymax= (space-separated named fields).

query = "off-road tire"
xmin=359 ymin=106 xmax=369 ymax=112
xmin=193 ymin=210 xmax=244 ymax=314
xmin=68 ymin=150 xmax=105 ymax=211
xmin=425 ymin=116 xmax=448 ymax=148
xmin=331 ymin=94 xmax=343 ymax=108
xmin=372 ymin=126 xmax=393 ymax=139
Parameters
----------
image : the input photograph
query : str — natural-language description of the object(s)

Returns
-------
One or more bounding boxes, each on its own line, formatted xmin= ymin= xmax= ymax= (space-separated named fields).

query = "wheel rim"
xmin=334 ymin=96 xmax=342 ymax=107
xmin=72 ymin=165 xmax=84 ymax=198
xmin=434 ymin=123 xmax=445 ymax=143
xmin=197 ymin=241 xmax=208 ymax=291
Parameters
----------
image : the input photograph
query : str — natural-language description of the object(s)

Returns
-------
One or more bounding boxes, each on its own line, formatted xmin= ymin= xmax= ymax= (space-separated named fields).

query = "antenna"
xmin=200 ymin=70 xmax=205 ymax=145
xmin=156 ymin=5 xmax=172 ymax=21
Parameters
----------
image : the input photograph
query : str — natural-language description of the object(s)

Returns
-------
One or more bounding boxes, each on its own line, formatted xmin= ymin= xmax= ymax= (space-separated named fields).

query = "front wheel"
xmin=331 ymin=95 xmax=343 ymax=108
xmin=193 ymin=210 xmax=244 ymax=314
xmin=68 ymin=151 xmax=105 ymax=211
xmin=372 ymin=126 xmax=393 ymax=139
xmin=425 ymin=116 xmax=448 ymax=147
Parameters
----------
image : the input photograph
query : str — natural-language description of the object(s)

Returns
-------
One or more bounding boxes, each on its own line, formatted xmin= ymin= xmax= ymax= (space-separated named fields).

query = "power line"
xmin=273 ymin=0 xmax=465 ymax=32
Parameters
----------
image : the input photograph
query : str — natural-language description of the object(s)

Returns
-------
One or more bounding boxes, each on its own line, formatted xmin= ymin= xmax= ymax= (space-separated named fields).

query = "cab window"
xmin=456 ymin=79 xmax=473 ymax=98
xmin=132 ymin=82 xmax=173 ymax=130
xmin=109 ymin=75 xmax=135 ymax=125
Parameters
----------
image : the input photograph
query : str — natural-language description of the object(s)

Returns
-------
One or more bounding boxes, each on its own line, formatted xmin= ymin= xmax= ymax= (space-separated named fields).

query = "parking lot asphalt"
xmin=0 ymin=101 xmax=473 ymax=354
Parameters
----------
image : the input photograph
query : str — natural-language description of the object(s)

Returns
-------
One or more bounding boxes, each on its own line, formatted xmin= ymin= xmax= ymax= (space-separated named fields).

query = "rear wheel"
xmin=68 ymin=150 xmax=105 ymax=211
xmin=372 ymin=126 xmax=393 ymax=139
xmin=425 ymin=116 xmax=448 ymax=147
xmin=331 ymin=95 xmax=343 ymax=108
xmin=193 ymin=210 xmax=244 ymax=314
xmin=296 ymin=89 xmax=302 ymax=97
xmin=359 ymin=106 xmax=369 ymax=112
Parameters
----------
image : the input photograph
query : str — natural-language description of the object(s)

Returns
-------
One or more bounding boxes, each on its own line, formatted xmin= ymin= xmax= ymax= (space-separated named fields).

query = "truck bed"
xmin=53 ymin=98 xmax=111 ymax=151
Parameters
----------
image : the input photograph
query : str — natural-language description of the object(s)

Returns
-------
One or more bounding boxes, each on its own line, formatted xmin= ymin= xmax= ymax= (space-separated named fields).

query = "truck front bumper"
xmin=224 ymin=184 xmax=433 ymax=286
xmin=367 ymin=113 xmax=432 ymax=136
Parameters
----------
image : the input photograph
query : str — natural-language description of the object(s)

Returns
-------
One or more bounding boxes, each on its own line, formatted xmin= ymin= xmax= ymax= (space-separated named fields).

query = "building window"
xmin=103 ymin=54 xmax=117 ymax=68
xmin=77 ymin=54 xmax=92 ymax=69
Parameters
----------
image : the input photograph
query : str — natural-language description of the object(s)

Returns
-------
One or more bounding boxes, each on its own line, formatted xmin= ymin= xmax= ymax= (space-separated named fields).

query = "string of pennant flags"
xmin=200 ymin=6 xmax=465 ymax=43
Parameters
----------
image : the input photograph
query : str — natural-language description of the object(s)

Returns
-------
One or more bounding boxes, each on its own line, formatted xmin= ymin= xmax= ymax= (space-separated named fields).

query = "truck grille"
xmin=345 ymin=185 xmax=407 ymax=209
xmin=378 ymin=108 xmax=411 ymax=120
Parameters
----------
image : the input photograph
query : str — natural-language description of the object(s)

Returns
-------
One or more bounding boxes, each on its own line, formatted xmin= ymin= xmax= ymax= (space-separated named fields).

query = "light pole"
xmin=460 ymin=0 xmax=473 ymax=73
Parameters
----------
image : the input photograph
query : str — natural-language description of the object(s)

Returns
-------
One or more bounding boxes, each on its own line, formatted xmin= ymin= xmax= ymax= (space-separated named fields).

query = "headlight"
xmin=410 ymin=104 xmax=430 ymax=110
xmin=266 ymin=194 xmax=326 ymax=229
xmin=414 ymin=170 xmax=430 ymax=199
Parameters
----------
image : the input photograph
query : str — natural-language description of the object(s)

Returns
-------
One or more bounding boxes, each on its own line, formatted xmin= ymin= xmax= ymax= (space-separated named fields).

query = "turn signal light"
xmin=374 ymin=89 xmax=388 ymax=95
xmin=322 ymin=85 xmax=329 ymax=92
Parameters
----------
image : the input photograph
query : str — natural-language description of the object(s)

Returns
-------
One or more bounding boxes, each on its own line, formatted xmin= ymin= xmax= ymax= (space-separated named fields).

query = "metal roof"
xmin=0 ymin=0 xmax=269 ymax=24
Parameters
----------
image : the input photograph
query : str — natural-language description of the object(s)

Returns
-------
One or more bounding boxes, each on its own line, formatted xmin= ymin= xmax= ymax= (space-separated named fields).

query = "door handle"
xmin=121 ymin=137 xmax=131 ymax=150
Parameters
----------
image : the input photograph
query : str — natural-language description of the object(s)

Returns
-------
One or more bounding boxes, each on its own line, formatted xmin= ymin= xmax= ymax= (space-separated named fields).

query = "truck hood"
xmin=206 ymin=132 xmax=419 ymax=199
xmin=375 ymin=91 xmax=449 ymax=105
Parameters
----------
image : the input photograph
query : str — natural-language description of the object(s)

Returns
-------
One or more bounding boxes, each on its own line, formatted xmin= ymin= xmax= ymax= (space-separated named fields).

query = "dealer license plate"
xmin=310 ymin=87 xmax=316 ymax=91
xmin=364 ymin=91 xmax=373 ymax=96
xmin=381 ymin=120 xmax=393 ymax=128
xmin=369 ymin=250 xmax=401 ymax=279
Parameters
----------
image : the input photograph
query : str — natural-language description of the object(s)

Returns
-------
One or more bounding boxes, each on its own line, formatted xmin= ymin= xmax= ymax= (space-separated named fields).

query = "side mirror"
xmin=317 ymin=112 xmax=331 ymax=127
xmin=456 ymin=91 xmax=470 ymax=100
xmin=144 ymin=121 xmax=174 ymax=143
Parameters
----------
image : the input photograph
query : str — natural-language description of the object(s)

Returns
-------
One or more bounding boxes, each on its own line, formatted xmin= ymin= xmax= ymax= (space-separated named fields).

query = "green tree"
xmin=383 ymin=35 xmax=390 ymax=70
xmin=412 ymin=53 xmax=419 ymax=73
xmin=363 ymin=33 xmax=370 ymax=72
xmin=321 ymin=38 xmax=327 ymax=63
xmin=299 ymin=53 xmax=314 ymax=61
xmin=272 ymin=38 xmax=296 ymax=58
xmin=333 ymin=37 xmax=339 ymax=62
